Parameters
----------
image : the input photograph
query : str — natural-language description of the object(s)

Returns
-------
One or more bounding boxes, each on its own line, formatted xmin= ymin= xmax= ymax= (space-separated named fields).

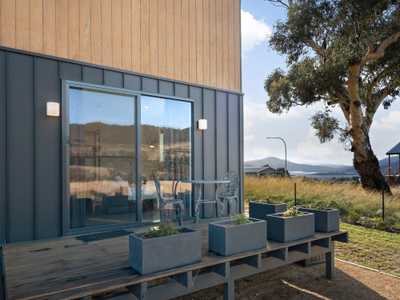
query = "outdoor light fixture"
xmin=46 ymin=102 xmax=60 ymax=117
xmin=197 ymin=119 xmax=208 ymax=130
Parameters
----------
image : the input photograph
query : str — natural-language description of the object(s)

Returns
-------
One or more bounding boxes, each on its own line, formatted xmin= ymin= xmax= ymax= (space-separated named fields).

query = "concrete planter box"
xmin=298 ymin=207 xmax=340 ymax=232
xmin=129 ymin=228 xmax=201 ymax=275
xmin=266 ymin=212 xmax=315 ymax=243
xmin=208 ymin=218 xmax=266 ymax=256
xmin=249 ymin=201 xmax=287 ymax=219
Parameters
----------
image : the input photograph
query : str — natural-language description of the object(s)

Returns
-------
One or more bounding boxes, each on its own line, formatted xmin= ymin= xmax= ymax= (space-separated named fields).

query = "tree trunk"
xmin=347 ymin=64 xmax=391 ymax=193
xmin=352 ymin=138 xmax=391 ymax=193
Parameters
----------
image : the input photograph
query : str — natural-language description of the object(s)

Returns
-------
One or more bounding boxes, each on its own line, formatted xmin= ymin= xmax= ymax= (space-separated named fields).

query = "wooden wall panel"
xmin=1 ymin=0 xmax=16 ymax=47
xmin=122 ymin=0 xmax=132 ymax=70
xmin=30 ymin=0 xmax=42 ymax=52
xmin=15 ymin=0 xmax=30 ymax=50
xmin=55 ymin=0 xmax=68 ymax=57
xmin=90 ymin=0 xmax=102 ymax=64
xmin=43 ymin=0 xmax=55 ymax=54
xmin=101 ymin=0 xmax=112 ymax=66
xmin=68 ymin=0 xmax=79 ymax=60
xmin=79 ymin=0 xmax=91 ymax=62
xmin=0 ymin=0 xmax=241 ymax=92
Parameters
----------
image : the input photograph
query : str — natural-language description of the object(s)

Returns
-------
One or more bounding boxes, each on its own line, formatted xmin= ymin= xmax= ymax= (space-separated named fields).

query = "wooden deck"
xmin=1 ymin=221 xmax=348 ymax=300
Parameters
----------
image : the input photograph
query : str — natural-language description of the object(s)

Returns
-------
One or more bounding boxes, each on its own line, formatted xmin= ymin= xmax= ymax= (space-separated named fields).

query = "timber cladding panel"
xmin=0 ymin=0 xmax=241 ymax=92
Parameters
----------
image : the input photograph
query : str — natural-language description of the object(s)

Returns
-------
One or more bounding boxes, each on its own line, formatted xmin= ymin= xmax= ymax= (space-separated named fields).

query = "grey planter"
xmin=298 ymin=207 xmax=340 ymax=232
xmin=208 ymin=218 xmax=266 ymax=256
xmin=266 ymin=212 xmax=315 ymax=243
xmin=129 ymin=228 xmax=201 ymax=275
xmin=249 ymin=201 xmax=287 ymax=219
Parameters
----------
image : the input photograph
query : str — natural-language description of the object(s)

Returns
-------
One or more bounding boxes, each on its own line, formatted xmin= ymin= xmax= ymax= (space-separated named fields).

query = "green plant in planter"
xmin=233 ymin=214 xmax=251 ymax=225
xmin=142 ymin=223 xmax=180 ymax=239
xmin=282 ymin=207 xmax=304 ymax=217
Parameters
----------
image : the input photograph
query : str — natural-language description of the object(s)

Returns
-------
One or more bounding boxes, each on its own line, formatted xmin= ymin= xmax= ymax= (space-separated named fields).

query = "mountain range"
xmin=245 ymin=156 xmax=397 ymax=176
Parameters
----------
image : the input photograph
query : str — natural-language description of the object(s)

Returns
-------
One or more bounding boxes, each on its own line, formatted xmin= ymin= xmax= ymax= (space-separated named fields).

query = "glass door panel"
xmin=140 ymin=96 xmax=192 ymax=222
xmin=68 ymin=87 xmax=137 ymax=229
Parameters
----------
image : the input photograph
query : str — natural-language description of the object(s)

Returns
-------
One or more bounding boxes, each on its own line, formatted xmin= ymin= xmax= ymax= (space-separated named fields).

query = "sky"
xmin=241 ymin=0 xmax=400 ymax=166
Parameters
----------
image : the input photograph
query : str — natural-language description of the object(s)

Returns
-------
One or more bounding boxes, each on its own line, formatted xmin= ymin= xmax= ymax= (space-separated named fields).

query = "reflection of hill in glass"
xmin=141 ymin=124 xmax=190 ymax=146
xmin=70 ymin=122 xmax=136 ymax=157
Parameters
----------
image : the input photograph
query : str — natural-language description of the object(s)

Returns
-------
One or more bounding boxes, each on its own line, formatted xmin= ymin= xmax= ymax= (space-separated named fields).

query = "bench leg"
xmin=224 ymin=279 xmax=235 ymax=300
xmin=128 ymin=282 xmax=148 ymax=300
xmin=325 ymin=241 xmax=335 ymax=279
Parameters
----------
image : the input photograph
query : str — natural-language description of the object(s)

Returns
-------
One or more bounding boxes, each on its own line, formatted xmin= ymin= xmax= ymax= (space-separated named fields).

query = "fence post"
xmin=294 ymin=183 xmax=297 ymax=206
xmin=381 ymin=189 xmax=385 ymax=221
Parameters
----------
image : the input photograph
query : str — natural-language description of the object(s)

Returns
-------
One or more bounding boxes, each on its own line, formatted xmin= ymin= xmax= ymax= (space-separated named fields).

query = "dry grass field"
xmin=245 ymin=176 xmax=400 ymax=277
xmin=245 ymin=176 xmax=400 ymax=231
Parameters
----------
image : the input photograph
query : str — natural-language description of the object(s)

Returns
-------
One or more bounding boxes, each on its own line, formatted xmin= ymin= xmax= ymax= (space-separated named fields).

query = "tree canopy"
xmin=265 ymin=0 xmax=400 ymax=191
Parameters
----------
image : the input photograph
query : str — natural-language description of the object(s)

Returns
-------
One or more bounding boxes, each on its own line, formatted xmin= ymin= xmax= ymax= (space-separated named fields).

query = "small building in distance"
xmin=386 ymin=142 xmax=400 ymax=184
xmin=245 ymin=164 xmax=289 ymax=177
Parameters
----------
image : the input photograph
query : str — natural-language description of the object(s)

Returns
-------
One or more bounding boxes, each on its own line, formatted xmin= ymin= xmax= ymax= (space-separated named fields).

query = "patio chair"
xmin=216 ymin=172 xmax=240 ymax=217
xmin=154 ymin=178 xmax=184 ymax=226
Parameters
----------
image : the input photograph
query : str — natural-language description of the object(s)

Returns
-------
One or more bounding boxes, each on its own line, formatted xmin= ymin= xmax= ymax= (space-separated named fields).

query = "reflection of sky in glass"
xmin=141 ymin=96 xmax=192 ymax=129
xmin=69 ymin=88 xmax=135 ymax=125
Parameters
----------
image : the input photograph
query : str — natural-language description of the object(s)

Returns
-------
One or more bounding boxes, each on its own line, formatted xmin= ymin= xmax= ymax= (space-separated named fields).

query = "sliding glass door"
xmin=140 ymin=96 xmax=192 ymax=222
xmin=68 ymin=87 xmax=137 ymax=229
xmin=66 ymin=85 xmax=193 ymax=230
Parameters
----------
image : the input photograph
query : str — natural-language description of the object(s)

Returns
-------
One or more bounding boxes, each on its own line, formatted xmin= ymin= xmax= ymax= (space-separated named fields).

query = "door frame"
xmin=61 ymin=80 xmax=194 ymax=235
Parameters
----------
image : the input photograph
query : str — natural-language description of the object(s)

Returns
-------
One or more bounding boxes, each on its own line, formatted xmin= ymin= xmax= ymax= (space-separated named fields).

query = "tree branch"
xmin=304 ymin=38 xmax=325 ymax=57
xmin=366 ymin=68 xmax=391 ymax=101
xmin=266 ymin=0 xmax=290 ymax=9
xmin=362 ymin=32 xmax=400 ymax=64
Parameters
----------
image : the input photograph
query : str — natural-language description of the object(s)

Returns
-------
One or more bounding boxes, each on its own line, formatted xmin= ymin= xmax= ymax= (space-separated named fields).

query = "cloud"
xmin=294 ymin=129 xmax=353 ymax=165
xmin=241 ymin=10 xmax=272 ymax=54
xmin=244 ymin=99 xmax=307 ymax=161
xmin=373 ymin=111 xmax=400 ymax=130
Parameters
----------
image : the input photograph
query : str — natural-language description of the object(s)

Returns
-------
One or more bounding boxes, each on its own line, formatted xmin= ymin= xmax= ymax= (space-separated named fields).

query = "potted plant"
xmin=129 ymin=223 xmax=201 ymax=275
xmin=298 ymin=204 xmax=340 ymax=233
xmin=249 ymin=199 xmax=287 ymax=219
xmin=208 ymin=214 xmax=266 ymax=256
xmin=266 ymin=207 xmax=315 ymax=243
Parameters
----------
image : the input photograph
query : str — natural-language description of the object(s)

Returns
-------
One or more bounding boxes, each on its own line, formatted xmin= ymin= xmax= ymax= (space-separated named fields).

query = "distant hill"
xmin=245 ymin=156 xmax=397 ymax=178
xmin=245 ymin=157 xmax=356 ymax=175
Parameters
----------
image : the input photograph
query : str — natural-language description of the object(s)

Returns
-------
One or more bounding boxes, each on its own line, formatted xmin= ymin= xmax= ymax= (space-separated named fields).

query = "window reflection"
xmin=141 ymin=96 xmax=192 ymax=222
xmin=69 ymin=88 xmax=137 ymax=228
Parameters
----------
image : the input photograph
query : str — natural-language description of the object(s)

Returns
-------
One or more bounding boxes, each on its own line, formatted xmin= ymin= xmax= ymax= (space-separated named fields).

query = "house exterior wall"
xmin=0 ymin=0 xmax=241 ymax=92
xmin=0 ymin=48 xmax=243 ymax=243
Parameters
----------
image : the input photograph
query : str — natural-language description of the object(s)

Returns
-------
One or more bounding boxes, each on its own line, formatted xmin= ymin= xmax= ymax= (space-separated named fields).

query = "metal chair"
xmin=216 ymin=172 xmax=240 ymax=217
xmin=154 ymin=178 xmax=184 ymax=226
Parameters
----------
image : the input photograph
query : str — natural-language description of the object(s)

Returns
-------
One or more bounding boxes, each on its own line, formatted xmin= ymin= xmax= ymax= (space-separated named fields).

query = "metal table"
xmin=181 ymin=179 xmax=230 ymax=222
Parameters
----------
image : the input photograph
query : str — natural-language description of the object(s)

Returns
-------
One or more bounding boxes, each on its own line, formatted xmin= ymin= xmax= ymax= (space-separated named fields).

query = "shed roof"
xmin=387 ymin=142 xmax=400 ymax=155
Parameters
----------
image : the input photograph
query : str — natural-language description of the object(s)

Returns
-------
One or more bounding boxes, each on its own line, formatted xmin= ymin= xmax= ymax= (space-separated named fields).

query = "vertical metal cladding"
xmin=0 ymin=48 xmax=243 ymax=243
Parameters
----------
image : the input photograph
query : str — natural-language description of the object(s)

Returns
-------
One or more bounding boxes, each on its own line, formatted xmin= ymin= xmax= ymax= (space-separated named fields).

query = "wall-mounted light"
xmin=46 ymin=102 xmax=60 ymax=117
xmin=197 ymin=119 xmax=208 ymax=130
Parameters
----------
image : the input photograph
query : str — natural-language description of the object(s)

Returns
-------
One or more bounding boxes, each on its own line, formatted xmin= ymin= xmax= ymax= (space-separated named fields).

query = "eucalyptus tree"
xmin=265 ymin=0 xmax=400 ymax=192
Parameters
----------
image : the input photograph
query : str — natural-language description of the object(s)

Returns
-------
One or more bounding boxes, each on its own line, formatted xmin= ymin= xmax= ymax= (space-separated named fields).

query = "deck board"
xmin=3 ymin=221 xmax=347 ymax=300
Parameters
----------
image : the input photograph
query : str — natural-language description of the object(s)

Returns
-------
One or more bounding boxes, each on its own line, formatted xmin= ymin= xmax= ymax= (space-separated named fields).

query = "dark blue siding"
xmin=34 ymin=58 xmax=61 ymax=239
xmin=0 ymin=48 xmax=243 ymax=243
xmin=6 ymin=53 xmax=35 ymax=242
xmin=0 ymin=51 xmax=6 ymax=243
